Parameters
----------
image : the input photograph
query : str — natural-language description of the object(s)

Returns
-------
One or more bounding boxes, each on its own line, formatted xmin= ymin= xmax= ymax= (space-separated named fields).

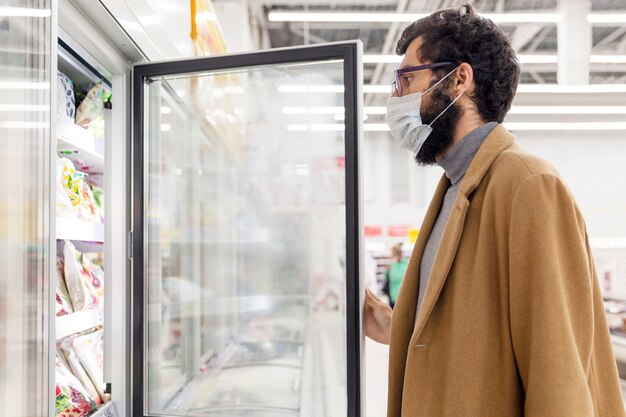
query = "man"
xmin=363 ymin=4 xmax=625 ymax=416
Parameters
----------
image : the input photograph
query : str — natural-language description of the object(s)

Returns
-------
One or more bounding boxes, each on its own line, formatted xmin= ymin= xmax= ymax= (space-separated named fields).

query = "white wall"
xmin=362 ymin=129 xmax=626 ymax=243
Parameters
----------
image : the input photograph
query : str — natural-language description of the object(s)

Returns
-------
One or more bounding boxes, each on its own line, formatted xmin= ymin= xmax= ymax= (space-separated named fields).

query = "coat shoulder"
xmin=493 ymin=145 xmax=558 ymax=179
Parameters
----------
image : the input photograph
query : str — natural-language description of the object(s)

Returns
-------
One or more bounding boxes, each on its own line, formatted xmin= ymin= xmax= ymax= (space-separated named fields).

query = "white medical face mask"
xmin=386 ymin=67 xmax=463 ymax=155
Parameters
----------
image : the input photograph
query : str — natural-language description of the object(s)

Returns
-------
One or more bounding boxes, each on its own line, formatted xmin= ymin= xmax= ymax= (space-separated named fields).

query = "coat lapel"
xmin=410 ymin=125 xmax=516 ymax=342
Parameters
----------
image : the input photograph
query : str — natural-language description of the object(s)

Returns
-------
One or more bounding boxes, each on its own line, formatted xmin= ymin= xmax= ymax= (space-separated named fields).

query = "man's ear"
xmin=454 ymin=62 xmax=474 ymax=95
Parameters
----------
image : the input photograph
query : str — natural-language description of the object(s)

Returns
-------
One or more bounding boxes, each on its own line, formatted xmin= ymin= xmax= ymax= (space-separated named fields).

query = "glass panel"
xmin=145 ymin=60 xmax=349 ymax=416
xmin=0 ymin=1 xmax=52 ymax=417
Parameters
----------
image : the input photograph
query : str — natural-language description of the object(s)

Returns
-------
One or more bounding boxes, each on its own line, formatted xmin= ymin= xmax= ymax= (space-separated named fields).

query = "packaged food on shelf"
xmin=71 ymin=328 xmax=108 ymax=402
xmin=56 ymin=258 xmax=73 ymax=317
xmin=63 ymin=241 xmax=103 ymax=311
xmin=60 ymin=336 xmax=103 ymax=405
xmin=57 ymin=158 xmax=83 ymax=218
xmin=79 ymin=182 xmax=104 ymax=223
xmin=57 ymin=71 xmax=76 ymax=122
xmin=75 ymin=81 xmax=104 ymax=128
xmin=55 ymin=355 xmax=98 ymax=417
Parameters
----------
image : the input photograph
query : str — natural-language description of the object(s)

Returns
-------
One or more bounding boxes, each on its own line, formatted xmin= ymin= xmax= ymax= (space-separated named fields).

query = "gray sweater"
xmin=416 ymin=122 xmax=498 ymax=321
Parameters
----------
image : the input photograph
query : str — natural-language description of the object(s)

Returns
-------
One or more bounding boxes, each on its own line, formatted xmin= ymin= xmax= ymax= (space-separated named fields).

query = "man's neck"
xmin=436 ymin=113 xmax=486 ymax=162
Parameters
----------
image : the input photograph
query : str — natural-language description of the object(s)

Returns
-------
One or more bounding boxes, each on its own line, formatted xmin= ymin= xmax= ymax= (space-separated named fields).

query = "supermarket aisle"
xmin=366 ymin=338 xmax=389 ymax=417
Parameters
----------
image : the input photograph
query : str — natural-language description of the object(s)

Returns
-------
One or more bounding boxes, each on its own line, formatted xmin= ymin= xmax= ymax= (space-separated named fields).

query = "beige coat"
xmin=388 ymin=125 xmax=625 ymax=417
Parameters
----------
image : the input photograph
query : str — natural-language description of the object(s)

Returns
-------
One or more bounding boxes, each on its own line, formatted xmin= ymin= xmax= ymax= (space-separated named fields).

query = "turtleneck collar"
xmin=438 ymin=121 xmax=498 ymax=185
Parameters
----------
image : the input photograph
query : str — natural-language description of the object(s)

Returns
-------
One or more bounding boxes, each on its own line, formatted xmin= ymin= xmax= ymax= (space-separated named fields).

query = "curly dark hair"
xmin=396 ymin=3 xmax=520 ymax=123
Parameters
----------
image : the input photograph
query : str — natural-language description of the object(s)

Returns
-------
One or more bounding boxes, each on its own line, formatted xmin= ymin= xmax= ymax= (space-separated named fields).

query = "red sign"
xmin=364 ymin=226 xmax=382 ymax=236
xmin=388 ymin=224 xmax=411 ymax=237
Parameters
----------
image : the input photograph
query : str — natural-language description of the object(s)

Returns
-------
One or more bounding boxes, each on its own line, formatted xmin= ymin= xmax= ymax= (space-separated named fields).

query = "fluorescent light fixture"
xmin=590 ymin=55 xmax=626 ymax=63
xmin=161 ymin=106 xmax=171 ymax=114
xmin=160 ymin=124 xmax=171 ymax=131
xmin=278 ymin=85 xmax=344 ymax=93
xmin=509 ymin=106 xmax=626 ymax=114
xmin=364 ymin=85 xmax=391 ymax=94
xmin=0 ymin=104 xmax=49 ymax=111
xmin=516 ymin=84 xmax=626 ymax=93
xmin=268 ymin=11 xmax=560 ymax=24
xmin=0 ymin=7 xmax=51 ymax=17
xmin=310 ymin=124 xmax=345 ymax=131
xmin=365 ymin=106 xmax=386 ymax=114
xmin=176 ymin=89 xmax=185 ymax=97
xmin=0 ymin=81 xmax=49 ymax=89
xmin=587 ymin=14 xmax=626 ymax=24
xmin=363 ymin=54 xmax=559 ymax=64
xmin=504 ymin=122 xmax=626 ymax=130
xmin=361 ymin=122 xmax=626 ymax=132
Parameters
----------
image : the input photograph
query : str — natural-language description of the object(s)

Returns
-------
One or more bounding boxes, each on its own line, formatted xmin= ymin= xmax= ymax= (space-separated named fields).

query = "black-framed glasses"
xmin=391 ymin=62 xmax=453 ymax=96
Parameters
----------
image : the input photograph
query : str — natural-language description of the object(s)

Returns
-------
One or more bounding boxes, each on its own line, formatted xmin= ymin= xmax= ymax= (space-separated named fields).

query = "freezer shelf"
xmin=56 ymin=308 xmax=104 ymax=340
xmin=56 ymin=216 xmax=104 ymax=242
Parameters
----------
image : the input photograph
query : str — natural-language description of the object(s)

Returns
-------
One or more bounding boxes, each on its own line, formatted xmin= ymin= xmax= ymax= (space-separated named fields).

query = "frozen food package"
xmin=57 ymin=71 xmax=76 ymax=122
xmin=71 ymin=328 xmax=108 ymax=402
xmin=79 ymin=182 xmax=103 ymax=223
xmin=60 ymin=337 xmax=103 ymax=405
xmin=57 ymin=158 xmax=84 ymax=208
xmin=56 ymin=258 xmax=73 ymax=316
xmin=55 ymin=355 xmax=98 ymax=417
xmin=75 ymin=81 xmax=104 ymax=128
xmin=63 ymin=241 xmax=100 ymax=311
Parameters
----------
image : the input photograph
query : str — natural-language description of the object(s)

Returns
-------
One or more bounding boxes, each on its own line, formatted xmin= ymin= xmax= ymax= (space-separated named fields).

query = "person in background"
xmin=363 ymin=3 xmax=625 ymax=416
xmin=382 ymin=243 xmax=407 ymax=308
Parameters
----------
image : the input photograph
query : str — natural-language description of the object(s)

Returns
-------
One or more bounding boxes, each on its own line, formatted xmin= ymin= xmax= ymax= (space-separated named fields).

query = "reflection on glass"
xmin=0 ymin=1 xmax=52 ymax=416
xmin=146 ymin=60 xmax=348 ymax=416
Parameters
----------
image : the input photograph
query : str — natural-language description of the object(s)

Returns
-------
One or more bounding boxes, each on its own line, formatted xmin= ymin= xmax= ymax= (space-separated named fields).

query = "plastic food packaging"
xmin=55 ymin=355 xmax=97 ymax=417
xmin=56 ymin=258 xmax=73 ymax=317
xmin=63 ymin=241 xmax=101 ymax=311
xmin=57 ymin=71 xmax=76 ymax=122
xmin=58 ymin=158 xmax=84 ymax=208
xmin=71 ymin=328 xmax=108 ymax=402
xmin=79 ymin=182 xmax=103 ymax=223
xmin=61 ymin=337 xmax=103 ymax=405
xmin=75 ymin=81 xmax=104 ymax=128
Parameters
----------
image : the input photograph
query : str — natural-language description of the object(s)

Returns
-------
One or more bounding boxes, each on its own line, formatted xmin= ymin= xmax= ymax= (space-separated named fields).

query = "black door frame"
xmin=132 ymin=41 xmax=363 ymax=417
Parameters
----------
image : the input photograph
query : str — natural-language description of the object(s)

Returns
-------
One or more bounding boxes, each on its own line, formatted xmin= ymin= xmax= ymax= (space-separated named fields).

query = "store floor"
xmin=366 ymin=339 xmax=626 ymax=414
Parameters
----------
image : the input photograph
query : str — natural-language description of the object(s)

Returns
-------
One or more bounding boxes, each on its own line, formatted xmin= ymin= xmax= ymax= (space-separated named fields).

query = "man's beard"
xmin=414 ymin=86 xmax=462 ymax=166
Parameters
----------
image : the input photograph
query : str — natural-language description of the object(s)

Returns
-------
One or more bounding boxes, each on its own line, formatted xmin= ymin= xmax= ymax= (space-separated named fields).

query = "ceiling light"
xmin=504 ymin=122 xmax=626 ymax=130
xmin=516 ymin=84 xmax=626 ymax=93
xmin=160 ymin=106 xmax=171 ymax=114
xmin=363 ymin=54 xmax=559 ymax=64
xmin=590 ymin=55 xmax=626 ymax=63
xmin=268 ymin=11 xmax=560 ymax=24
xmin=160 ymin=124 xmax=171 ymax=131
xmin=361 ymin=122 xmax=626 ymax=132
xmin=509 ymin=106 xmax=626 ymax=114
xmin=0 ymin=7 xmax=51 ymax=17
xmin=587 ymin=14 xmax=626 ymax=24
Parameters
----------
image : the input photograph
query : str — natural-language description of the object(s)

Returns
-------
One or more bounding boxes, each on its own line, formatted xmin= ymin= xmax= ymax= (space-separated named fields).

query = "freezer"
xmin=131 ymin=42 xmax=365 ymax=417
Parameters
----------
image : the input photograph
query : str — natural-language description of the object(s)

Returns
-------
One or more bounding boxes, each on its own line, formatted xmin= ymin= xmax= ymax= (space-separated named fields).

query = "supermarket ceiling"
xmin=251 ymin=0 xmax=626 ymax=89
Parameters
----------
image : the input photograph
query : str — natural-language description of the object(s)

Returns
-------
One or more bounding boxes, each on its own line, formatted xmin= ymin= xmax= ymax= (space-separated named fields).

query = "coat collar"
xmin=391 ymin=124 xmax=516 ymax=347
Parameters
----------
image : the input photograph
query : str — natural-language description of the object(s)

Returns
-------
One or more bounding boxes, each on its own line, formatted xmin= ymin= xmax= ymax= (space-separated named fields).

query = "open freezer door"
xmin=131 ymin=42 xmax=364 ymax=417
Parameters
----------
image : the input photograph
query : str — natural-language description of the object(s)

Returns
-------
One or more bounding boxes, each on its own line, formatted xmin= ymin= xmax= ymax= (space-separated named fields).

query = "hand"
xmin=364 ymin=288 xmax=393 ymax=345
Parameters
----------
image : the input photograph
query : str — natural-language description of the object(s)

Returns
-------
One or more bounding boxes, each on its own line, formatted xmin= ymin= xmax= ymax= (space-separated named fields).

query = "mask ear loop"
xmin=428 ymin=90 xmax=465 ymax=127
xmin=423 ymin=65 xmax=460 ymax=96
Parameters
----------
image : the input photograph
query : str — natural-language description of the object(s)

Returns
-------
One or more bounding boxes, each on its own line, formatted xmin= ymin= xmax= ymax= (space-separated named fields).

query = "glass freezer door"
xmin=132 ymin=42 xmax=363 ymax=417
